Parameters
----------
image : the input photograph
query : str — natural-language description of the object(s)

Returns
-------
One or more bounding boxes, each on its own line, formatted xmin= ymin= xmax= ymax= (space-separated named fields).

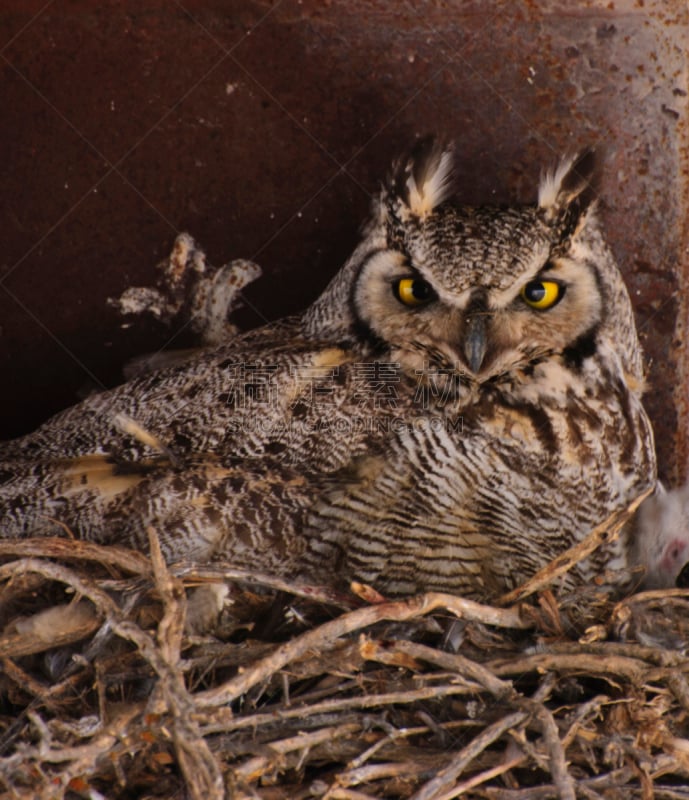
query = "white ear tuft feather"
xmin=390 ymin=139 xmax=456 ymax=219
xmin=538 ymin=149 xmax=597 ymax=219
xmin=538 ymin=155 xmax=578 ymax=209
xmin=406 ymin=147 xmax=455 ymax=218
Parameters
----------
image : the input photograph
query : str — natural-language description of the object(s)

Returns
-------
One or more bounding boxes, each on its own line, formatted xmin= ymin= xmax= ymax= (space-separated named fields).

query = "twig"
xmin=201 ymin=684 xmax=490 ymax=735
xmin=3 ymin=510 xmax=688 ymax=798
xmin=1 ymin=658 xmax=59 ymax=708
xmin=233 ymin=723 xmax=361 ymax=782
xmin=499 ymin=487 xmax=653 ymax=605
xmin=343 ymin=721 xmax=430 ymax=772
xmin=196 ymin=592 xmax=528 ymax=708
xmin=364 ymin=639 xmax=514 ymax=700
xmin=335 ymin=760 xmax=432 ymax=788
xmin=665 ymin=672 xmax=689 ymax=715
xmin=324 ymin=789 xmax=380 ymax=800
xmin=175 ymin=563 xmax=356 ymax=609
xmin=148 ymin=527 xmax=186 ymax=665
xmin=441 ymin=752 xmax=526 ymax=800
xmin=0 ymin=601 xmax=101 ymax=658
xmin=616 ymin=587 xmax=689 ymax=605
xmin=0 ymin=554 xmax=221 ymax=798
xmin=0 ymin=537 xmax=152 ymax=576
xmin=487 ymin=651 xmax=649 ymax=685
xmin=526 ymin=702 xmax=576 ymax=800
xmin=409 ymin=711 xmax=528 ymax=800
xmin=560 ymin=694 xmax=610 ymax=749
xmin=1 ymin=705 xmax=141 ymax=796
xmin=146 ymin=528 xmax=224 ymax=800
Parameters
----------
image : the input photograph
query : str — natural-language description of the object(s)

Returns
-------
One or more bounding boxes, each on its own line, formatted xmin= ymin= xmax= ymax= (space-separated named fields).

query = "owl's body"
xmin=0 ymin=142 xmax=656 ymax=598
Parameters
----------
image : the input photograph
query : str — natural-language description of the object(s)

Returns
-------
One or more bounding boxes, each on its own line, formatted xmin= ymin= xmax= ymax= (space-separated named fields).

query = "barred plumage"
xmin=0 ymin=140 xmax=656 ymax=599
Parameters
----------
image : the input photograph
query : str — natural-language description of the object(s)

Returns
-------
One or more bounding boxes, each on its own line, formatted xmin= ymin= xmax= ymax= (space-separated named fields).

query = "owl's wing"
xmin=0 ymin=318 xmax=306 ymax=462
xmin=0 ymin=331 xmax=377 ymax=542
xmin=100 ymin=456 xmax=322 ymax=573
xmin=0 ymin=447 xmax=338 ymax=585
xmin=0 ymin=453 xmax=164 ymax=539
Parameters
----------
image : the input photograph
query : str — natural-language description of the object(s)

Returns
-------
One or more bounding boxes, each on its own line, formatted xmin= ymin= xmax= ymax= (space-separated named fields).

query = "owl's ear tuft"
xmin=390 ymin=137 xmax=456 ymax=219
xmin=538 ymin=149 xmax=597 ymax=224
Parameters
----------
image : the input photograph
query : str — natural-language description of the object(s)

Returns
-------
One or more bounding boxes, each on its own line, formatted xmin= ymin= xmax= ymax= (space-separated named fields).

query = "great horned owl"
xmin=0 ymin=140 xmax=656 ymax=599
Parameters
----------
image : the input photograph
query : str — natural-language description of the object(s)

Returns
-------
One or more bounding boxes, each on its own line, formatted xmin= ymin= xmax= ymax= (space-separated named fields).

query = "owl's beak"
xmin=464 ymin=314 xmax=488 ymax=373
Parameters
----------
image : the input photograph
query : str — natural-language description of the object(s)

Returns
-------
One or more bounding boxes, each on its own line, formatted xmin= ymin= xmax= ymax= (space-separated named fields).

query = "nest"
xmin=2 ymin=502 xmax=689 ymax=799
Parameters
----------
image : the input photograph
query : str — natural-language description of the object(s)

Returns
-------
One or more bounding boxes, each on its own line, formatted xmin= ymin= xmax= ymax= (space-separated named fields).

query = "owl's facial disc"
xmin=355 ymin=251 xmax=485 ymax=377
xmin=353 ymin=246 xmax=602 ymax=383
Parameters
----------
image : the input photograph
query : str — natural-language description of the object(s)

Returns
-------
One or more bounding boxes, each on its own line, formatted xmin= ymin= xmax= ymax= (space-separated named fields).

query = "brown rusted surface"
xmin=1 ymin=0 xmax=687 ymax=481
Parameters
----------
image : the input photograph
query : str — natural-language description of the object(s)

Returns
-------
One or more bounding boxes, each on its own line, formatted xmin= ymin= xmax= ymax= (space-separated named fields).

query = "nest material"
xmin=1 ymin=507 xmax=689 ymax=799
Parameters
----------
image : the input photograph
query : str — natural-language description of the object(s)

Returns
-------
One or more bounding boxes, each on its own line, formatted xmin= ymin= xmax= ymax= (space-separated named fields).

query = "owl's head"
xmin=334 ymin=139 xmax=642 ymax=393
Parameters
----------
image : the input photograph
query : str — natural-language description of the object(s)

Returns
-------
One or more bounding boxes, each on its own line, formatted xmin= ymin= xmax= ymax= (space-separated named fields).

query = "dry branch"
xmin=2 ymin=533 xmax=689 ymax=798
xmin=499 ymin=487 xmax=653 ymax=605
xmin=146 ymin=527 xmax=224 ymax=800
xmin=0 ymin=536 xmax=151 ymax=575
xmin=409 ymin=711 xmax=529 ymax=800
xmin=196 ymin=592 xmax=527 ymax=708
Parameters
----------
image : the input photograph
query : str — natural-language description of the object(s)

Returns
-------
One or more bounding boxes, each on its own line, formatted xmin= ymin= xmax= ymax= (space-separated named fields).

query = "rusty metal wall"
xmin=1 ymin=0 xmax=687 ymax=482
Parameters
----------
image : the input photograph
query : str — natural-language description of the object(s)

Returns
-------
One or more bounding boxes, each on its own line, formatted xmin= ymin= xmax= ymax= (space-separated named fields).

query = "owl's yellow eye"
xmin=394 ymin=278 xmax=434 ymax=307
xmin=520 ymin=280 xmax=563 ymax=310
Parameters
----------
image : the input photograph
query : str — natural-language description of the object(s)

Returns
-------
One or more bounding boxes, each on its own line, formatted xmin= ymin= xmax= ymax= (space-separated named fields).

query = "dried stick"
xmin=409 ymin=711 xmax=528 ymax=800
xmin=365 ymin=639 xmax=514 ymax=700
xmin=342 ymin=719 xmax=469 ymax=774
xmin=0 ymin=554 xmax=221 ymax=798
xmin=24 ymin=706 xmax=140 ymax=765
xmin=499 ymin=486 xmax=653 ymax=606
xmin=149 ymin=528 xmax=186 ymax=666
xmin=325 ymin=789 xmax=380 ymax=800
xmin=0 ymin=558 xmax=125 ymax=623
xmin=444 ymin=753 xmax=526 ymax=799
xmin=174 ymin=563 xmax=356 ymax=609
xmin=615 ymin=587 xmax=689 ymax=605
xmin=0 ymin=536 xmax=151 ymax=576
xmin=0 ymin=705 xmax=142 ymax=797
xmin=0 ymin=556 xmax=182 ymax=686
xmin=526 ymin=702 xmax=576 ymax=800
xmin=487 ymin=651 xmax=648 ymax=684
xmin=196 ymin=592 xmax=528 ymax=708
xmin=0 ymin=601 xmax=101 ymax=658
xmin=201 ymin=683 xmax=488 ymax=735
xmin=233 ymin=723 xmax=361 ymax=782
xmin=335 ymin=761 xmax=432 ymax=789
xmin=666 ymin=672 xmax=689 ymax=715
xmin=560 ymin=695 xmax=610 ymax=750
xmin=146 ymin=528 xmax=224 ymax=800
xmin=1 ymin=658 xmax=61 ymax=708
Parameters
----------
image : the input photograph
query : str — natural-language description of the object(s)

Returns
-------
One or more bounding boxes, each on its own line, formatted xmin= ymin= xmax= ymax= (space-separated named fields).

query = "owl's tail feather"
xmin=0 ymin=413 xmax=175 ymax=531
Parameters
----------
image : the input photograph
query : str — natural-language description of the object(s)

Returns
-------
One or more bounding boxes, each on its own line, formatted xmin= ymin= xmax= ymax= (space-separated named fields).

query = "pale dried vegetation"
xmin=1 ymin=496 xmax=689 ymax=800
